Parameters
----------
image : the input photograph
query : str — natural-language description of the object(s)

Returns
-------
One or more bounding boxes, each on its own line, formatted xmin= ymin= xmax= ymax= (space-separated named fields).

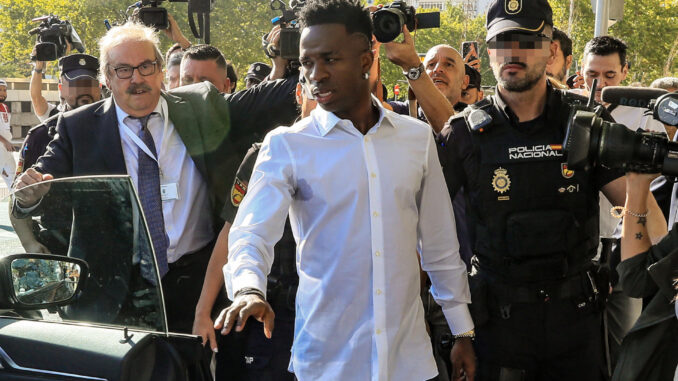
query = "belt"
xmin=485 ymin=271 xmax=597 ymax=304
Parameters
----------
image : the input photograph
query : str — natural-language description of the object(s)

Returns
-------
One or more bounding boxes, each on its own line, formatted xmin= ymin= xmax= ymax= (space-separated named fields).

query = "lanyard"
xmin=122 ymin=100 xmax=171 ymax=173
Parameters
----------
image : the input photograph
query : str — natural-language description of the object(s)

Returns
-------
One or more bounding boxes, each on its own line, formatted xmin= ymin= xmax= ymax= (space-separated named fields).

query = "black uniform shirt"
xmin=439 ymin=82 xmax=622 ymax=199
xmin=16 ymin=114 xmax=59 ymax=177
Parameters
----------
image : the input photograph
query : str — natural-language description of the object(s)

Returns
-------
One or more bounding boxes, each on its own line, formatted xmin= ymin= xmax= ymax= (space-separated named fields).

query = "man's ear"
xmin=620 ymin=62 xmax=629 ymax=81
xmin=547 ymin=40 xmax=557 ymax=65
xmin=462 ymin=74 xmax=470 ymax=90
xmin=565 ymin=55 xmax=573 ymax=72
xmin=224 ymin=77 xmax=232 ymax=94
xmin=295 ymin=83 xmax=303 ymax=105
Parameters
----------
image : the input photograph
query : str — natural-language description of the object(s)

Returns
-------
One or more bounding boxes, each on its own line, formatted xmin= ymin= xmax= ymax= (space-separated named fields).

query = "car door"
xmin=0 ymin=175 xmax=212 ymax=381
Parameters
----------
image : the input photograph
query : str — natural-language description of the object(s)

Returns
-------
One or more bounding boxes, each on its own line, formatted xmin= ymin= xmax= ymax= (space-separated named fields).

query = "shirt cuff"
xmin=442 ymin=303 xmax=474 ymax=335
xmin=223 ymin=264 xmax=267 ymax=302
xmin=13 ymin=198 xmax=42 ymax=215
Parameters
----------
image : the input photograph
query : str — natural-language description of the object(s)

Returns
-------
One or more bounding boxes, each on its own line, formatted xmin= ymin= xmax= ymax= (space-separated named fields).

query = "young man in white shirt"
xmin=216 ymin=1 xmax=475 ymax=380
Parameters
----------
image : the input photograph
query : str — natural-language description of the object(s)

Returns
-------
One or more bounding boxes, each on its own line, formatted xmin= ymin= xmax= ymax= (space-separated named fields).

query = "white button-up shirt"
xmin=226 ymin=99 xmax=473 ymax=381
xmin=115 ymin=99 xmax=214 ymax=263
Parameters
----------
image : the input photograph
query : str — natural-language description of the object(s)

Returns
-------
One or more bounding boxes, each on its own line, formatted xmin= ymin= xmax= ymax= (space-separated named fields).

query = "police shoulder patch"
xmin=231 ymin=177 xmax=247 ymax=207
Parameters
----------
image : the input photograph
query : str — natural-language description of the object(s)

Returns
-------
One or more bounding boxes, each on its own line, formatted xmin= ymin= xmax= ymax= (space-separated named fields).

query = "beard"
xmin=0 ymin=96 xmax=5 ymax=103
xmin=497 ymin=60 xmax=548 ymax=92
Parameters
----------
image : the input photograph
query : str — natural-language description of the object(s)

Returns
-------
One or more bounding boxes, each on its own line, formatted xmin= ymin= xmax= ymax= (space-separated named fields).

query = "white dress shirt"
xmin=226 ymin=98 xmax=473 ymax=381
xmin=115 ymin=98 xmax=213 ymax=263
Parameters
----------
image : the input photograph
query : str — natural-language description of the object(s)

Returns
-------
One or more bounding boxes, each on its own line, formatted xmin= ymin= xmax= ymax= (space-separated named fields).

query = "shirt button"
xmin=373 ymin=211 xmax=379 ymax=217
xmin=370 ymin=172 xmax=376 ymax=178
xmin=365 ymin=137 xmax=370 ymax=142
xmin=376 ymin=329 xmax=382 ymax=334
xmin=375 ymin=251 xmax=381 ymax=257
xmin=376 ymin=289 xmax=382 ymax=295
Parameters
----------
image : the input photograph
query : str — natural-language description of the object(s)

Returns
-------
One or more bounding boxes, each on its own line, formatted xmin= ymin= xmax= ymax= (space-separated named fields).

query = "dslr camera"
xmin=266 ymin=0 xmax=306 ymax=61
xmin=564 ymin=84 xmax=678 ymax=176
xmin=372 ymin=0 xmax=440 ymax=43
xmin=29 ymin=15 xmax=85 ymax=62
xmin=130 ymin=0 xmax=215 ymax=43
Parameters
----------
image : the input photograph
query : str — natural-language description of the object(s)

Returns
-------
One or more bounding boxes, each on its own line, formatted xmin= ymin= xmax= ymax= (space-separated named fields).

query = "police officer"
xmin=244 ymin=62 xmax=272 ymax=89
xmin=10 ymin=54 xmax=101 ymax=255
xmin=437 ymin=0 xmax=661 ymax=379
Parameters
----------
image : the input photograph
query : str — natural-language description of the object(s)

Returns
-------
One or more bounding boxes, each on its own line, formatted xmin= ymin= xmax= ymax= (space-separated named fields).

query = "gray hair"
xmin=98 ymin=21 xmax=164 ymax=83
xmin=650 ymin=77 xmax=678 ymax=91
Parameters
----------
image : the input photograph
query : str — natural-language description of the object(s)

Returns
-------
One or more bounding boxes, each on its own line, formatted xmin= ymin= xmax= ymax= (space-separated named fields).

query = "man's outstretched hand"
xmin=214 ymin=293 xmax=275 ymax=339
xmin=13 ymin=168 xmax=53 ymax=207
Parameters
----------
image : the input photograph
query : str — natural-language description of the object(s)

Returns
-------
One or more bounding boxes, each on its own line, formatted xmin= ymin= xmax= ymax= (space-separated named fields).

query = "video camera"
xmin=266 ymin=0 xmax=306 ymax=61
xmin=29 ymin=15 xmax=85 ymax=62
xmin=564 ymin=80 xmax=678 ymax=176
xmin=372 ymin=0 xmax=440 ymax=43
xmin=129 ymin=0 xmax=215 ymax=44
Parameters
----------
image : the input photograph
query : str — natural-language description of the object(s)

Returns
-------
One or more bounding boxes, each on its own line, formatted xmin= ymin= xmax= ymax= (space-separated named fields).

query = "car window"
xmin=1 ymin=175 xmax=166 ymax=332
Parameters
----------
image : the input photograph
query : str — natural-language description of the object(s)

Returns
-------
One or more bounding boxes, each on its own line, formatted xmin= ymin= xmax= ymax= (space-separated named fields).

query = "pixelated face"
xmin=488 ymin=32 xmax=553 ymax=92
xmin=299 ymin=24 xmax=373 ymax=119
xmin=180 ymin=58 xmax=229 ymax=93
xmin=460 ymin=87 xmax=483 ymax=105
xmin=166 ymin=64 xmax=180 ymax=90
xmin=105 ymin=40 xmax=163 ymax=118
xmin=424 ymin=45 xmax=465 ymax=104
xmin=0 ymin=85 xmax=6 ymax=103
xmin=60 ymin=78 xmax=101 ymax=111
xmin=582 ymin=53 xmax=627 ymax=102
xmin=546 ymin=40 xmax=570 ymax=82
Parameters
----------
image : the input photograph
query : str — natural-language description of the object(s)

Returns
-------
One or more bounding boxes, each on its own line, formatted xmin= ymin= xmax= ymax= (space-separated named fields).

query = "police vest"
xmin=452 ymin=93 xmax=600 ymax=283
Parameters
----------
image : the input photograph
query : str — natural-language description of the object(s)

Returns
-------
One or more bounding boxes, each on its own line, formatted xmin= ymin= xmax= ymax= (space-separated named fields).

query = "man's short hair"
xmin=552 ymin=27 xmax=572 ymax=58
xmin=226 ymin=62 xmax=238 ymax=91
xmin=298 ymin=0 xmax=373 ymax=47
xmin=583 ymin=36 xmax=627 ymax=67
xmin=650 ymin=77 xmax=678 ymax=90
xmin=167 ymin=51 xmax=184 ymax=70
xmin=165 ymin=43 xmax=183 ymax=64
xmin=98 ymin=21 xmax=164 ymax=83
xmin=182 ymin=44 xmax=227 ymax=69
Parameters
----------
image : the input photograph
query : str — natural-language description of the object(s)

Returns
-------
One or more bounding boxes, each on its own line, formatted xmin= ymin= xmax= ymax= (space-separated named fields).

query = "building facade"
xmin=4 ymin=77 xmax=60 ymax=148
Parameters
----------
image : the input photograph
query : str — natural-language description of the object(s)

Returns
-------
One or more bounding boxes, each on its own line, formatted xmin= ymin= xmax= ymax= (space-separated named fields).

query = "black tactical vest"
xmin=452 ymin=92 xmax=600 ymax=283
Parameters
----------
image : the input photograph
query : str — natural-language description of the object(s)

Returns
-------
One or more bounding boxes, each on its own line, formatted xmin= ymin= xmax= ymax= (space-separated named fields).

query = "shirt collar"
xmin=115 ymin=97 xmax=165 ymax=129
xmin=312 ymin=95 xmax=395 ymax=137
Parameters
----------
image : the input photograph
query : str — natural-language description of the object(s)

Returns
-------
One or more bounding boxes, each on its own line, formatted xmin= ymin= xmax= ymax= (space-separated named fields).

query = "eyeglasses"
xmin=110 ymin=61 xmax=158 ymax=79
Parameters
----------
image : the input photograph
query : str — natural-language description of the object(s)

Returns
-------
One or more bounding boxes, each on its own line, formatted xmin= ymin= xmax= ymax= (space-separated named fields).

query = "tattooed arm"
xmin=621 ymin=173 xmax=669 ymax=262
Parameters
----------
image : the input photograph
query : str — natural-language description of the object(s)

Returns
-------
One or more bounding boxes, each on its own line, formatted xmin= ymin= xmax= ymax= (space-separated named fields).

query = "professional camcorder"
xmin=265 ymin=0 xmax=306 ymax=61
xmin=564 ymin=82 xmax=678 ymax=176
xmin=371 ymin=0 xmax=440 ymax=43
xmin=29 ymin=15 xmax=85 ymax=62
xmin=129 ymin=0 xmax=215 ymax=43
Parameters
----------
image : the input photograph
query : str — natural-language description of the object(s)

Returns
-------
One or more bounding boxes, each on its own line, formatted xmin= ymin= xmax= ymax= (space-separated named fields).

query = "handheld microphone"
xmin=601 ymin=86 xmax=668 ymax=108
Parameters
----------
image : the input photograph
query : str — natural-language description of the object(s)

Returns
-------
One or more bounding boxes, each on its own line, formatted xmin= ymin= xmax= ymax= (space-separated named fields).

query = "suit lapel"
xmin=162 ymin=92 xmax=208 ymax=175
xmin=94 ymin=98 xmax=127 ymax=174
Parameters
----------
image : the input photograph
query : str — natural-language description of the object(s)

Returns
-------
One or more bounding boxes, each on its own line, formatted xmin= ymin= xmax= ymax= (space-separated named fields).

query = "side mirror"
xmin=0 ymin=254 xmax=89 ymax=309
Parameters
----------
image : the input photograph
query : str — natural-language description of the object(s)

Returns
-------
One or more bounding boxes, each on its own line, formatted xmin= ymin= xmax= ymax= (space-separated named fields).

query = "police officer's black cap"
xmin=485 ymin=0 xmax=553 ymax=42
xmin=465 ymin=64 xmax=482 ymax=90
xmin=59 ymin=54 xmax=99 ymax=81
xmin=245 ymin=62 xmax=272 ymax=83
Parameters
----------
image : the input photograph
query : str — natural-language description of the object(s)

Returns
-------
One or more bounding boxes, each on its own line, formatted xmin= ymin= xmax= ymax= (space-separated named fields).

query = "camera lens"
xmin=373 ymin=9 xmax=405 ymax=43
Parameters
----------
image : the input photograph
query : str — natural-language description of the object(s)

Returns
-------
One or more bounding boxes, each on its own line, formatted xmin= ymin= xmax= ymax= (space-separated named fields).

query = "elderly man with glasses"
xmin=12 ymin=21 xmax=260 ymax=334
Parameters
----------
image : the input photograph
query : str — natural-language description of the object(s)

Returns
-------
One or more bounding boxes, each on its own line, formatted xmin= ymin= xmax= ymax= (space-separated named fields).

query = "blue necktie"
xmin=135 ymin=114 xmax=169 ymax=281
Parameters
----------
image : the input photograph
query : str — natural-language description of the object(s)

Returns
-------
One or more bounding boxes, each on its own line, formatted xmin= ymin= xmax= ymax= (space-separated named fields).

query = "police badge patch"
xmin=561 ymin=163 xmax=574 ymax=179
xmin=506 ymin=0 xmax=522 ymax=14
xmin=492 ymin=167 xmax=511 ymax=194
xmin=231 ymin=177 xmax=247 ymax=207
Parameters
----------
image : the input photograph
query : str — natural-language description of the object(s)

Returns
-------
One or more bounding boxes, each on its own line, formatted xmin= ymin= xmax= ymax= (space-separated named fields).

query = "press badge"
xmin=161 ymin=183 xmax=179 ymax=201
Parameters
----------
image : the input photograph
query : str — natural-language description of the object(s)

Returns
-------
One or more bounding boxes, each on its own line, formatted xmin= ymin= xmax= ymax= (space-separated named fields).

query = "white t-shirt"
xmin=36 ymin=102 xmax=57 ymax=123
xmin=0 ymin=103 xmax=10 ymax=141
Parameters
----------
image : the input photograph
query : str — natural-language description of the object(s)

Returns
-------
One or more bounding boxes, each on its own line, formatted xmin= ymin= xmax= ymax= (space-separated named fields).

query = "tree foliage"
xmin=0 ymin=0 xmax=674 ymax=90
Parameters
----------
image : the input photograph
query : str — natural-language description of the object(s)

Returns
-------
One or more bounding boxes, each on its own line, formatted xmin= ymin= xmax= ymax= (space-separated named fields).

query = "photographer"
xmin=612 ymin=172 xmax=677 ymax=381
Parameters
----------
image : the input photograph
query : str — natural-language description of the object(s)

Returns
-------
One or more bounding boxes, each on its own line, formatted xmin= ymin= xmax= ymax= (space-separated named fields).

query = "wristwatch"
xmin=454 ymin=329 xmax=475 ymax=340
xmin=403 ymin=63 xmax=425 ymax=81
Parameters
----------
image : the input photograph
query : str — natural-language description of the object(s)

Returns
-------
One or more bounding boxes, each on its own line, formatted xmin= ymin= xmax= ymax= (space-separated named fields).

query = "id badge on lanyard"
xmin=123 ymin=100 xmax=180 ymax=201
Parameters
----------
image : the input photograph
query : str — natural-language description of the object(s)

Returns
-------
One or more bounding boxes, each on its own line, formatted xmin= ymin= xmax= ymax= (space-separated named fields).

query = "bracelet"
xmin=234 ymin=287 xmax=266 ymax=301
xmin=610 ymin=206 xmax=649 ymax=219
xmin=33 ymin=68 xmax=43 ymax=74
xmin=454 ymin=329 xmax=475 ymax=339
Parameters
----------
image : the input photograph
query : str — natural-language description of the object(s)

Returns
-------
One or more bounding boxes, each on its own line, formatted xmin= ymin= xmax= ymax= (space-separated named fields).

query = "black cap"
xmin=485 ymin=0 xmax=553 ymax=42
xmin=465 ymin=64 xmax=481 ymax=90
xmin=245 ymin=62 xmax=272 ymax=83
xmin=59 ymin=54 xmax=99 ymax=81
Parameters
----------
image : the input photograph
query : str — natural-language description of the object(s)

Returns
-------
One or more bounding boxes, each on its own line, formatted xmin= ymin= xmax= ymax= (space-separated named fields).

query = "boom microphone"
xmin=601 ymin=86 xmax=668 ymax=108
